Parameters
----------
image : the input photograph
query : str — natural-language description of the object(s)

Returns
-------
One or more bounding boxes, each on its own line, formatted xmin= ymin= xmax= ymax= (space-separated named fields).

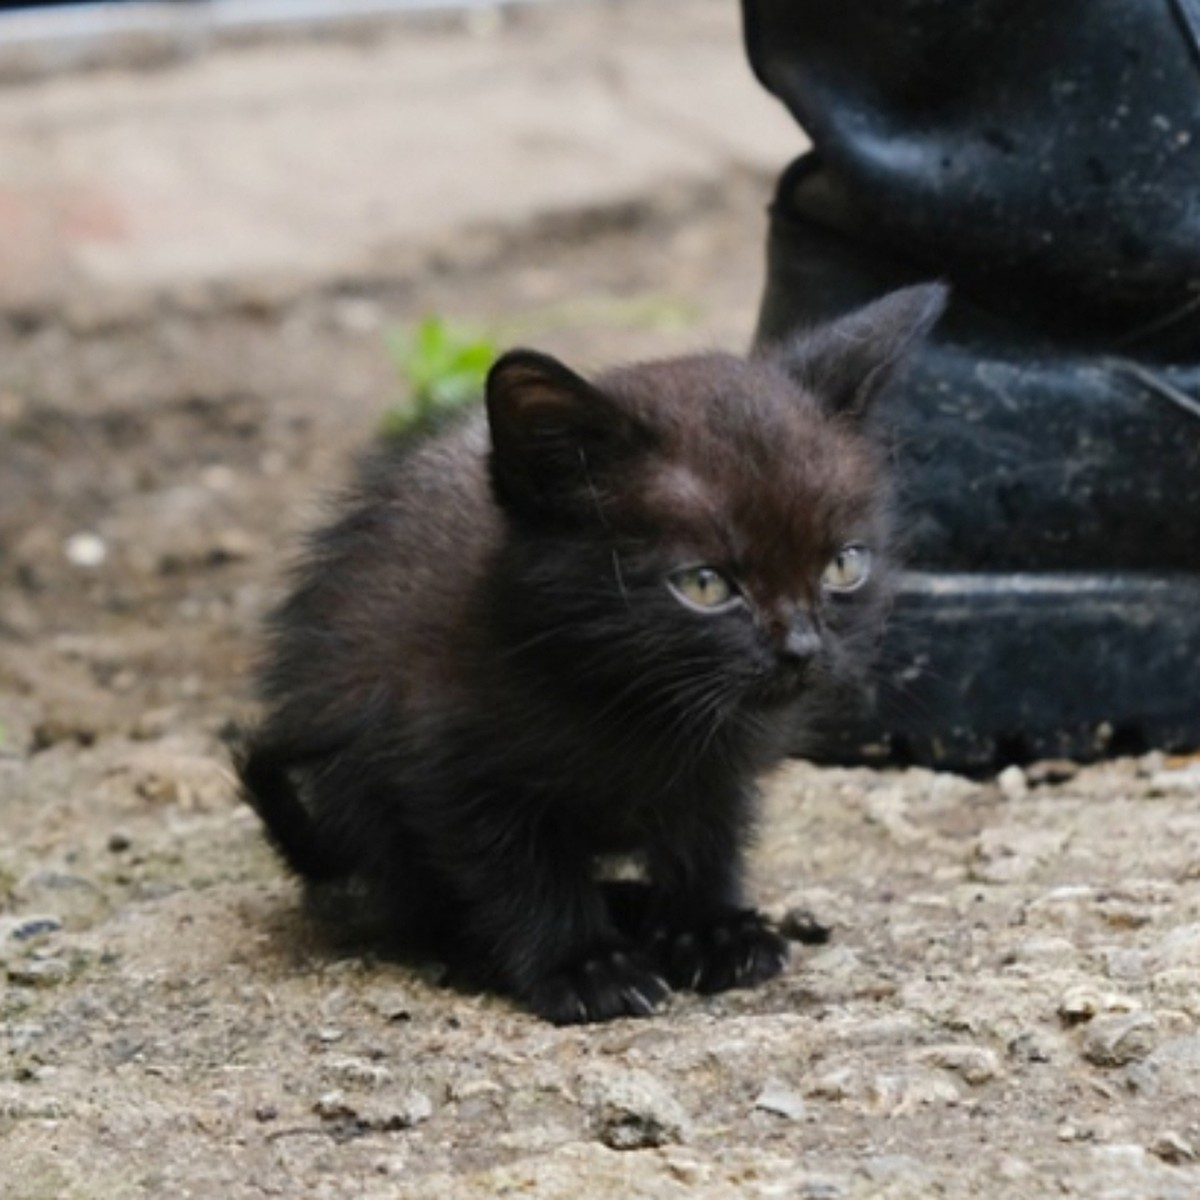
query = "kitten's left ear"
xmin=486 ymin=348 xmax=649 ymax=518
xmin=775 ymin=283 xmax=948 ymax=420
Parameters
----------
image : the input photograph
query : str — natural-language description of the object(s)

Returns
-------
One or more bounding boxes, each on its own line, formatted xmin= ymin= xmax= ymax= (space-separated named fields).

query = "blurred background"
xmin=0 ymin=0 xmax=798 ymax=738
xmin=7 ymin=10 xmax=1200 ymax=1198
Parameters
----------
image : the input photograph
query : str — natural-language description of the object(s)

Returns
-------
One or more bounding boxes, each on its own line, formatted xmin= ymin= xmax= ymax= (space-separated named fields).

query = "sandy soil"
xmin=4 ymin=174 xmax=1200 ymax=1199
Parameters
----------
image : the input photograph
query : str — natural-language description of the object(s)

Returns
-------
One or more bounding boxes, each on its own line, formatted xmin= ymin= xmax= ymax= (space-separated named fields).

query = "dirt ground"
xmin=4 ymin=132 xmax=1200 ymax=1199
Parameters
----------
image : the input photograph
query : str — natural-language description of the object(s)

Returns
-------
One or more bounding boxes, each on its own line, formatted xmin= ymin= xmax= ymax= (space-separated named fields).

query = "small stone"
xmin=1005 ymin=935 xmax=1077 ymax=968
xmin=1058 ymin=986 xmax=1140 ymax=1024
xmin=806 ymin=1068 xmax=857 ymax=1101
xmin=322 ymin=1056 xmax=392 ymax=1089
xmin=927 ymin=771 xmax=982 ymax=804
xmin=8 ymin=958 xmax=70 ymax=987
xmin=859 ymin=1156 xmax=929 ymax=1184
xmin=1007 ymin=1030 xmax=1057 ymax=1064
xmin=867 ymin=1071 xmax=960 ymax=1116
xmin=382 ymin=1090 xmax=433 ymax=1130
xmin=254 ymin=1105 xmax=279 ymax=1123
xmin=1099 ymin=903 xmax=1153 ymax=930
xmin=314 ymin=1089 xmax=353 ymax=1120
xmin=449 ymin=1078 xmax=502 ymax=1102
xmin=312 ymin=1087 xmax=431 ymax=1131
xmin=107 ymin=832 xmax=132 ymax=854
xmin=583 ymin=1066 xmax=691 ymax=1150
xmin=780 ymin=907 xmax=831 ymax=945
xmin=972 ymin=826 xmax=1068 ymax=884
xmin=997 ymin=765 xmax=1029 ymax=800
xmin=754 ymin=1080 xmax=808 ymax=1120
xmin=3 ymin=915 xmax=62 ymax=943
xmin=1025 ymin=759 xmax=1080 ymax=786
xmin=208 ymin=529 xmax=258 ymax=565
xmin=1081 ymin=1013 xmax=1158 ymax=1067
xmin=918 ymin=1043 xmax=1003 ymax=1086
xmin=1148 ymin=763 xmax=1200 ymax=794
xmin=64 ymin=532 xmax=107 ymax=568
xmin=1149 ymin=1131 xmax=1196 ymax=1164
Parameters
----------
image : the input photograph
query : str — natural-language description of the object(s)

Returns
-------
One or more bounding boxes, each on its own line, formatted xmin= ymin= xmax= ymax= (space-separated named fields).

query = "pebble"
xmin=997 ymin=765 xmax=1029 ymax=800
xmin=1081 ymin=1013 xmax=1158 ymax=1067
xmin=779 ymin=907 xmax=831 ymax=945
xmin=1025 ymin=759 xmax=1080 ymax=786
xmin=313 ymin=1087 xmax=432 ymax=1132
xmin=1004 ymin=935 xmax=1077 ymax=969
xmin=321 ymin=1056 xmax=393 ymax=1089
xmin=1008 ymin=1030 xmax=1057 ymax=1065
xmin=1058 ymin=985 xmax=1141 ymax=1024
xmin=926 ymin=771 xmax=982 ymax=804
xmin=208 ymin=528 xmax=259 ymax=565
xmin=806 ymin=1067 xmax=857 ymax=1101
xmin=1147 ymin=763 xmax=1200 ymax=794
xmin=64 ymin=532 xmax=108 ymax=568
xmin=1148 ymin=1131 xmax=1196 ymax=1164
xmin=971 ymin=826 xmax=1068 ymax=884
xmin=917 ymin=1043 xmax=1003 ymax=1086
xmin=754 ymin=1080 xmax=808 ymax=1120
xmin=866 ymin=1071 xmax=960 ymax=1116
xmin=0 ymin=915 xmax=62 ymax=944
xmin=582 ymin=1066 xmax=691 ymax=1150
xmin=8 ymin=957 xmax=71 ymax=987
xmin=859 ymin=1155 xmax=930 ymax=1184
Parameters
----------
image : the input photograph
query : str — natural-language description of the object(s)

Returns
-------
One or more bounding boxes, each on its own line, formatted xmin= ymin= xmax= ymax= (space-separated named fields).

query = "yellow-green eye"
xmin=668 ymin=566 xmax=737 ymax=612
xmin=822 ymin=544 xmax=872 ymax=593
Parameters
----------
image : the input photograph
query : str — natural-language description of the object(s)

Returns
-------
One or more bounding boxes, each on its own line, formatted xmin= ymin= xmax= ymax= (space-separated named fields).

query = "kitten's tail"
xmin=235 ymin=733 xmax=351 ymax=883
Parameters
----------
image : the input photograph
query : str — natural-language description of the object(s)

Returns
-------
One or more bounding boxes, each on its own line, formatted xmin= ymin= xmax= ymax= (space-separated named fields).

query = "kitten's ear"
xmin=776 ymin=283 xmax=948 ymax=420
xmin=486 ymin=349 xmax=648 ymax=517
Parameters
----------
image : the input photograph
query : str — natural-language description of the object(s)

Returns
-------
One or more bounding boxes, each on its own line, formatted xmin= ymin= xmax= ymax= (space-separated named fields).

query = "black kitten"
xmin=237 ymin=284 xmax=945 ymax=1024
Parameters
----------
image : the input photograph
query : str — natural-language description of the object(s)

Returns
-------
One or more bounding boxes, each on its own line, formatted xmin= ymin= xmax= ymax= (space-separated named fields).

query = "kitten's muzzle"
xmin=779 ymin=622 xmax=821 ymax=665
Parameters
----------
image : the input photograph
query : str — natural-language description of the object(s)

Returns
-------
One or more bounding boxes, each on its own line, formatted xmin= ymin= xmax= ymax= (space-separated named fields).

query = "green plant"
xmin=383 ymin=316 xmax=496 ymax=438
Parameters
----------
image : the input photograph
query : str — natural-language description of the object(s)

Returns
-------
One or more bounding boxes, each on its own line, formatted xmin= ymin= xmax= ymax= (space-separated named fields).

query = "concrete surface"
xmin=0 ymin=0 xmax=802 ymax=318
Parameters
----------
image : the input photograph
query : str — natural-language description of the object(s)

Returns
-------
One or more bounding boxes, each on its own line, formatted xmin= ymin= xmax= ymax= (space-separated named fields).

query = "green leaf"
xmin=383 ymin=316 xmax=497 ymax=438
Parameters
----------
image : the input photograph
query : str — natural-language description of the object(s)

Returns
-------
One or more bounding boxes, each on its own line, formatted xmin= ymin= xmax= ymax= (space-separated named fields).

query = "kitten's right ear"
xmin=486 ymin=349 xmax=648 ymax=518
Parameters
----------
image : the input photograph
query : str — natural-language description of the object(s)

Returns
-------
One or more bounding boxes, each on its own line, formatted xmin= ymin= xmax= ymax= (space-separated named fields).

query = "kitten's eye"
xmin=822 ymin=544 xmax=872 ymax=593
xmin=668 ymin=566 xmax=738 ymax=612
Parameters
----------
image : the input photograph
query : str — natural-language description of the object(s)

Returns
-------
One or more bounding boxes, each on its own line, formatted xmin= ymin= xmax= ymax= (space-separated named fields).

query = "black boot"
xmin=744 ymin=0 xmax=1200 ymax=769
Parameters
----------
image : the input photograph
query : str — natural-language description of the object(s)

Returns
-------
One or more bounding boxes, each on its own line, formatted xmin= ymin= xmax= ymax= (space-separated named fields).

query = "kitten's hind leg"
xmin=441 ymin=819 xmax=669 ymax=1024
xmin=598 ymin=878 xmax=657 ymax=941
xmin=234 ymin=732 xmax=351 ymax=883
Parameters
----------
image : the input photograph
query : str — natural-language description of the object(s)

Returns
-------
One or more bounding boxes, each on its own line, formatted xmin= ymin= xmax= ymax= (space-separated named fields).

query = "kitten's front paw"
xmin=525 ymin=948 xmax=670 ymax=1025
xmin=652 ymin=909 xmax=788 ymax=995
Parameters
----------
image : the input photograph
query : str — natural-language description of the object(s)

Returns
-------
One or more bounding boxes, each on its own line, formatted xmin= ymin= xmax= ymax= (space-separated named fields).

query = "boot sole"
xmin=808 ymin=571 xmax=1200 ymax=771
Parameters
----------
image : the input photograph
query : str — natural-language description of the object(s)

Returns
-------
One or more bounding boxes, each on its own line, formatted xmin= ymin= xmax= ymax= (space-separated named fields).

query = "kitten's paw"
xmin=526 ymin=948 xmax=670 ymax=1026
xmin=652 ymin=909 xmax=789 ymax=995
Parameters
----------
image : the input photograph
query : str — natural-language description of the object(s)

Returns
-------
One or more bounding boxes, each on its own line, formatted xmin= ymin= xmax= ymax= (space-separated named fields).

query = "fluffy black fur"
xmin=237 ymin=284 xmax=945 ymax=1023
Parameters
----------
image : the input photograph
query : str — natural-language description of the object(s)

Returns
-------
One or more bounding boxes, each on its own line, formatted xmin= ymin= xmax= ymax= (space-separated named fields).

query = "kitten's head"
xmin=485 ymin=285 xmax=946 ymax=741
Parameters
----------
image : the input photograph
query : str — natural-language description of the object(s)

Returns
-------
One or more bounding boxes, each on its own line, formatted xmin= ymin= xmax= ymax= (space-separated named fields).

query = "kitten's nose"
xmin=780 ymin=621 xmax=821 ymax=664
